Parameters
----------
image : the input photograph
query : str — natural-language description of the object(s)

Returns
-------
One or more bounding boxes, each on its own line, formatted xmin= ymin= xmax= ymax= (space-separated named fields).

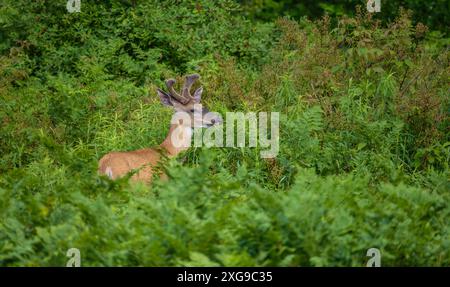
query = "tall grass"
xmin=0 ymin=1 xmax=448 ymax=266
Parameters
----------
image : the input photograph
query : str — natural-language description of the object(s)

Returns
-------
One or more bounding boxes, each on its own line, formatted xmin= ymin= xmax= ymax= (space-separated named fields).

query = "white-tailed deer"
xmin=98 ymin=74 xmax=221 ymax=183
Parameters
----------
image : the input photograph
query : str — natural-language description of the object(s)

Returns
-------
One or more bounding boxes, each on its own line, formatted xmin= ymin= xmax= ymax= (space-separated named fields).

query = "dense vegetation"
xmin=0 ymin=0 xmax=448 ymax=266
xmin=239 ymin=0 xmax=450 ymax=33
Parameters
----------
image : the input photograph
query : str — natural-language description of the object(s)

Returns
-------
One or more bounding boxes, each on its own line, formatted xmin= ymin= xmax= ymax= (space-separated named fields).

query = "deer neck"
xmin=160 ymin=123 xmax=193 ymax=157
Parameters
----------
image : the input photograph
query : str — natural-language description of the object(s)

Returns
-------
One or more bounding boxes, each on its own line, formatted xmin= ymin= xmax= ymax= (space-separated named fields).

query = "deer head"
xmin=156 ymin=74 xmax=222 ymax=128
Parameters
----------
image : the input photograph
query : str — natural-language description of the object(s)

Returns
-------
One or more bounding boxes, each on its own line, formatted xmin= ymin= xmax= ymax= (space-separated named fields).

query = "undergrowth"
xmin=0 ymin=1 xmax=448 ymax=266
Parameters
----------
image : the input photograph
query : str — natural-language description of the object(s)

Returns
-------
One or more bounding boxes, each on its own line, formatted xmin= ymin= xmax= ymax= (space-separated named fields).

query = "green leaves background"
xmin=0 ymin=1 xmax=448 ymax=266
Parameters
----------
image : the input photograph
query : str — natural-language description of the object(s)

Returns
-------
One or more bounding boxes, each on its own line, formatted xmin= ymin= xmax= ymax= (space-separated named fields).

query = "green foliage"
xmin=1 ymin=153 xmax=448 ymax=266
xmin=0 ymin=1 xmax=449 ymax=266
xmin=238 ymin=0 xmax=449 ymax=33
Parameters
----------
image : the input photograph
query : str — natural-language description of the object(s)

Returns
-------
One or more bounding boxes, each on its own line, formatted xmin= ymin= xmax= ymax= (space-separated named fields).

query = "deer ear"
xmin=157 ymin=89 xmax=173 ymax=106
xmin=192 ymin=86 xmax=203 ymax=103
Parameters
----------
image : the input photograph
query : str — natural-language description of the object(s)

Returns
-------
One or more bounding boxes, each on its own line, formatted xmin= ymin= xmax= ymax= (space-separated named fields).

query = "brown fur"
xmin=98 ymin=124 xmax=189 ymax=184
xmin=98 ymin=148 xmax=163 ymax=183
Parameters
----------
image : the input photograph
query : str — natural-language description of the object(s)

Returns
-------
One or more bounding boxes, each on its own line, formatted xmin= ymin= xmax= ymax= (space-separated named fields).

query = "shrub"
xmin=0 ymin=1 xmax=448 ymax=266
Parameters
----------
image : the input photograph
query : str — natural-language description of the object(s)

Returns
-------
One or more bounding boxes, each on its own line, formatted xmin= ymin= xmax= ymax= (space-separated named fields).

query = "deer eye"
xmin=190 ymin=109 xmax=195 ymax=113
